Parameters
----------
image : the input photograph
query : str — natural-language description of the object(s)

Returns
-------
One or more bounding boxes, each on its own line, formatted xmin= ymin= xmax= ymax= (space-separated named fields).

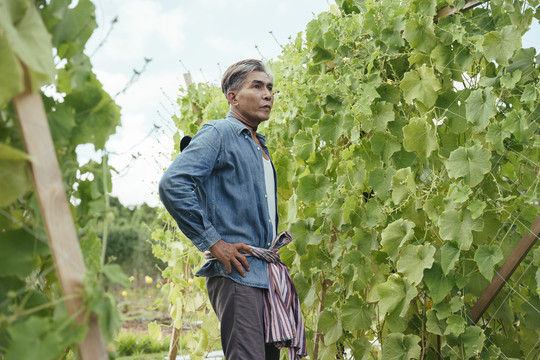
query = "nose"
xmin=263 ymin=88 xmax=273 ymax=100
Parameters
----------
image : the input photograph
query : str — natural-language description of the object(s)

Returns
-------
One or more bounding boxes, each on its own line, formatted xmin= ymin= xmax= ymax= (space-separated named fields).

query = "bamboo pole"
xmin=471 ymin=214 xmax=540 ymax=324
xmin=13 ymin=66 xmax=109 ymax=360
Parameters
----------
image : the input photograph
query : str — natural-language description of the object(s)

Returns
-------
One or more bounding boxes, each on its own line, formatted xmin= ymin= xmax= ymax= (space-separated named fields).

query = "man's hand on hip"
xmin=209 ymin=240 xmax=252 ymax=277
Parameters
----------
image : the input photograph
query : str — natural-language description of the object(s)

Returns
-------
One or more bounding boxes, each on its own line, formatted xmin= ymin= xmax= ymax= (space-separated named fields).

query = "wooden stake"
xmin=471 ymin=214 xmax=540 ymax=324
xmin=13 ymin=66 xmax=109 ymax=360
xmin=435 ymin=0 xmax=486 ymax=22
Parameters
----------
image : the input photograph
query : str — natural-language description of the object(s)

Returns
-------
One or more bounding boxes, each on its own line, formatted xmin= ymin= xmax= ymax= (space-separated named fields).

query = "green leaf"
xmin=439 ymin=209 xmax=483 ymax=250
xmin=474 ymin=245 xmax=503 ymax=281
xmin=482 ymin=25 xmax=521 ymax=66
xmin=391 ymin=167 xmax=416 ymax=204
xmin=312 ymin=45 xmax=334 ymax=64
xmin=51 ymin=0 xmax=96 ymax=50
xmin=403 ymin=16 xmax=437 ymax=53
xmin=520 ymin=83 xmax=537 ymax=103
xmin=446 ymin=144 xmax=491 ymax=187
xmin=400 ymin=64 xmax=441 ymax=108
xmin=426 ymin=309 xmax=443 ymax=335
xmin=486 ymin=121 xmax=511 ymax=153
xmin=0 ymin=0 xmax=55 ymax=90
xmin=318 ymin=308 xmax=342 ymax=345
xmin=462 ymin=326 xmax=486 ymax=358
xmin=502 ymin=109 xmax=532 ymax=142
xmin=467 ymin=199 xmax=486 ymax=219
xmin=370 ymin=131 xmax=400 ymax=164
xmin=444 ymin=315 xmax=465 ymax=336
xmin=372 ymin=101 xmax=395 ymax=131
xmin=293 ymin=272 xmax=316 ymax=306
xmin=292 ymin=130 xmax=315 ymax=161
xmin=441 ymin=242 xmax=460 ymax=274
xmin=0 ymin=33 xmax=23 ymax=104
xmin=382 ymin=332 xmax=421 ymax=360
xmin=5 ymin=316 xmax=87 ymax=360
xmin=377 ymin=274 xmax=417 ymax=317
xmin=296 ymin=174 xmax=331 ymax=203
xmin=102 ymin=263 xmax=131 ymax=287
xmin=500 ymin=69 xmax=521 ymax=89
xmin=397 ymin=244 xmax=436 ymax=285
xmin=403 ymin=117 xmax=438 ymax=157
xmin=0 ymin=229 xmax=48 ymax=278
xmin=465 ymin=88 xmax=497 ymax=130
xmin=351 ymin=338 xmax=371 ymax=360
xmin=0 ymin=143 xmax=33 ymax=207
xmin=424 ymin=262 xmax=454 ymax=304
xmin=368 ymin=166 xmax=396 ymax=201
xmin=381 ymin=219 xmax=415 ymax=261
xmin=319 ymin=114 xmax=341 ymax=143
xmin=342 ymin=295 xmax=373 ymax=331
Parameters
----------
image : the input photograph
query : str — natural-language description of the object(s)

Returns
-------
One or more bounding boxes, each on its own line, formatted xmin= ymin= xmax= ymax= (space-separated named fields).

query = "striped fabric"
xmin=205 ymin=232 xmax=307 ymax=359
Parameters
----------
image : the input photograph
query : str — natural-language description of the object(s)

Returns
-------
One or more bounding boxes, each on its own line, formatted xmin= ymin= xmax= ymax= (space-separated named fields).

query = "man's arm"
xmin=158 ymin=124 xmax=251 ymax=276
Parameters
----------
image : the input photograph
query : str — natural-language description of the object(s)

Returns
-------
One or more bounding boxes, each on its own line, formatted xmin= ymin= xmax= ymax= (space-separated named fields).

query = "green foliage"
xmin=0 ymin=0 xmax=125 ymax=357
xmin=157 ymin=0 xmax=540 ymax=359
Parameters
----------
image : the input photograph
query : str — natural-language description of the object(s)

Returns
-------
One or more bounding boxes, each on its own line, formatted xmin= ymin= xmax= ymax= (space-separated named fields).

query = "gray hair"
xmin=221 ymin=59 xmax=272 ymax=100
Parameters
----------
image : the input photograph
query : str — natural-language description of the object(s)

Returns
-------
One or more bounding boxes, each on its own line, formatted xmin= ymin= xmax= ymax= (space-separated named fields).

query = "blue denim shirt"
xmin=158 ymin=113 xmax=278 ymax=289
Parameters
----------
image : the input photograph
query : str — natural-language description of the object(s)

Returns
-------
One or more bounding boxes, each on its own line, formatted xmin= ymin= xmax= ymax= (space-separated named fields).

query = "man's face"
xmin=230 ymin=71 xmax=274 ymax=124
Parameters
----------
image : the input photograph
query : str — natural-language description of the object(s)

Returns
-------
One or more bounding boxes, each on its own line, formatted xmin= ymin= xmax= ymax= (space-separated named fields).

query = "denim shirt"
xmin=158 ymin=113 xmax=278 ymax=289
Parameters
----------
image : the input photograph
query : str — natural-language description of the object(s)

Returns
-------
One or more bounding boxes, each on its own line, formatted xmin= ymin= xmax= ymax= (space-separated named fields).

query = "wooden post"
xmin=13 ymin=66 xmax=109 ymax=360
xmin=435 ymin=0 xmax=486 ymax=22
xmin=471 ymin=214 xmax=540 ymax=324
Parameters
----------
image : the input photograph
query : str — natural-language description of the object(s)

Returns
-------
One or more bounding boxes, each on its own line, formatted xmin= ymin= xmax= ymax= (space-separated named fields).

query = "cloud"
xmin=93 ymin=0 xmax=186 ymax=62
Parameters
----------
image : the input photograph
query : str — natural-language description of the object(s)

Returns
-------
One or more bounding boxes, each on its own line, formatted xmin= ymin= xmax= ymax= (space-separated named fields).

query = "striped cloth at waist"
xmin=205 ymin=231 xmax=307 ymax=359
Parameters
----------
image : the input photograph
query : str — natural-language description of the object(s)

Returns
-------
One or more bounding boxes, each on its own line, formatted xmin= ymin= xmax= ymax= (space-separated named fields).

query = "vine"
xmin=1 ymin=0 xmax=129 ymax=358
xmin=156 ymin=0 xmax=539 ymax=359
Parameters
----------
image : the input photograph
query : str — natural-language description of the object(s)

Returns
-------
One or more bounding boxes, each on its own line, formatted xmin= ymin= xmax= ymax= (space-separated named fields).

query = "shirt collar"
xmin=225 ymin=112 xmax=267 ymax=146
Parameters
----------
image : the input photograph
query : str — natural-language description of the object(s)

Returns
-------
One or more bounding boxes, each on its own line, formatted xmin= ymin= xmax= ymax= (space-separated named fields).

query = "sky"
xmin=80 ymin=0 xmax=540 ymax=208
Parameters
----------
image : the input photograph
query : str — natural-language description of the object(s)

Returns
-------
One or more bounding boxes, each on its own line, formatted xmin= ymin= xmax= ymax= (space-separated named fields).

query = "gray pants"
xmin=206 ymin=276 xmax=280 ymax=360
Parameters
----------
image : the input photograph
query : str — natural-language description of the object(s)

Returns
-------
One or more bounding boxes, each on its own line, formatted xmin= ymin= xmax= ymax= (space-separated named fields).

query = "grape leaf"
xmin=296 ymin=174 xmax=331 ymax=202
xmin=482 ymin=25 xmax=522 ymax=66
xmin=401 ymin=64 xmax=441 ymax=108
xmin=0 ymin=144 xmax=33 ymax=207
xmin=381 ymin=219 xmax=415 ymax=261
xmin=318 ymin=308 xmax=342 ymax=345
xmin=465 ymin=88 xmax=497 ymax=130
xmin=377 ymin=274 xmax=417 ymax=317
xmin=474 ymin=245 xmax=504 ymax=281
xmin=439 ymin=209 xmax=483 ymax=250
xmin=341 ymin=295 xmax=373 ymax=331
xmin=403 ymin=117 xmax=438 ymax=157
xmin=391 ymin=167 xmax=416 ymax=204
xmin=0 ymin=33 xmax=23 ymax=104
xmin=441 ymin=241 xmax=460 ymax=275
xmin=382 ymin=332 xmax=421 ymax=360
xmin=463 ymin=326 xmax=486 ymax=359
xmin=446 ymin=144 xmax=491 ymax=187
xmin=0 ymin=0 xmax=55 ymax=90
xmin=396 ymin=244 xmax=436 ymax=285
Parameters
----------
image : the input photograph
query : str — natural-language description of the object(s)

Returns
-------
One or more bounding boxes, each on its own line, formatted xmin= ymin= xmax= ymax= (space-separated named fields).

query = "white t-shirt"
xmin=262 ymin=156 xmax=276 ymax=242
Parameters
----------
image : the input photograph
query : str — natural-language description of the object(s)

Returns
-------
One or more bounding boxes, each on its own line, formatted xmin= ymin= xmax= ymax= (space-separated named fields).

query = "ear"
xmin=227 ymin=90 xmax=237 ymax=105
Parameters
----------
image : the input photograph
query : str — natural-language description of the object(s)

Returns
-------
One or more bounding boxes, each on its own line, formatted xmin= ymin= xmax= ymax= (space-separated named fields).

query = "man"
xmin=159 ymin=59 xmax=283 ymax=359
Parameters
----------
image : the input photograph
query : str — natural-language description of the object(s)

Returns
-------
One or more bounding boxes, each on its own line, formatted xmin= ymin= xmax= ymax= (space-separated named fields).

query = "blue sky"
xmin=81 ymin=0 xmax=540 ymax=207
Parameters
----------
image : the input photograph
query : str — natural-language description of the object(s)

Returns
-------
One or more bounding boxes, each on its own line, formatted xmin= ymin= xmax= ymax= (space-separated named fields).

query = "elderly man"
xmin=159 ymin=59 xmax=304 ymax=359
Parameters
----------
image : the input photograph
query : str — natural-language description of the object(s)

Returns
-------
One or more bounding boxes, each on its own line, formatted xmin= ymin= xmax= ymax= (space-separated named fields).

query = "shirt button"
xmin=265 ymin=194 xmax=268 ymax=198
xmin=245 ymin=135 xmax=248 ymax=139
xmin=257 ymin=147 xmax=261 ymax=150
xmin=267 ymin=243 xmax=271 ymax=246
xmin=268 ymin=219 xmax=271 ymax=222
